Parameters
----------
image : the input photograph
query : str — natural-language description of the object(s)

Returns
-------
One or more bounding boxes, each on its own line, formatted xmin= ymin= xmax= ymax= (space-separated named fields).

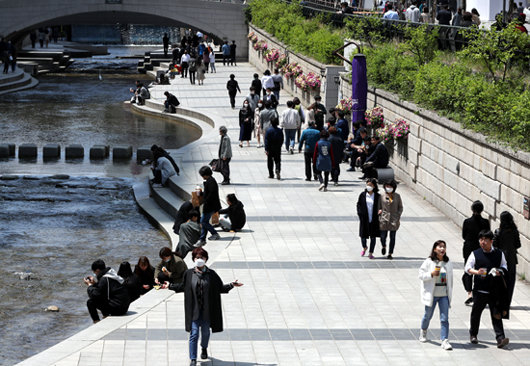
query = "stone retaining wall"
xmin=340 ymin=78 xmax=530 ymax=277
xmin=248 ymin=25 xmax=343 ymax=109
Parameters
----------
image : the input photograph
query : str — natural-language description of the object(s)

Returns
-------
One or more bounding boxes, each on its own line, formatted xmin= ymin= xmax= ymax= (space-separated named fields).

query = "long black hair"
xmin=499 ymin=211 xmax=517 ymax=232
xmin=429 ymin=240 xmax=449 ymax=262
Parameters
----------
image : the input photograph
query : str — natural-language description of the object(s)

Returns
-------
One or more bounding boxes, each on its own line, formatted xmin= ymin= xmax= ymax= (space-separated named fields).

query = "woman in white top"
xmin=152 ymin=151 xmax=176 ymax=187
xmin=418 ymin=240 xmax=454 ymax=350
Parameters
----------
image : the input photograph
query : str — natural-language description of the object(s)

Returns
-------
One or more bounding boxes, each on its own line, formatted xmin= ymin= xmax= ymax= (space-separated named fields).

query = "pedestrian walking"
xmin=465 ymin=230 xmax=510 ymax=348
xmin=328 ymin=127 xmax=344 ymax=185
xmin=164 ymin=247 xmax=243 ymax=366
xmin=378 ymin=180 xmax=403 ymax=259
xmin=462 ymin=201 xmax=490 ymax=305
xmin=226 ymin=74 xmax=241 ymax=109
xmin=280 ymin=100 xmax=300 ymax=154
xmin=188 ymin=54 xmax=197 ymax=85
xmin=195 ymin=166 xmax=222 ymax=247
xmin=264 ymin=117 xmax=284 ymax=180
xmin=307 ymin=95 xmax=327 ymax=131
xmin=251 ymin=73 xmax=262 ymax=98
xmin=357 ymin=178 xmax=381 ymax=259
xmin=229 ymin=40 xmax=237 ymax=66
xmin=272 ymin=68 xmax=283 ymax=102
xmin=222 ymin=41 xmax=230 ymax=65
xmin=209 ymin=50 xmax=216 ymax=73
xmin=29 ymin=31 xmax=37 ymax=48
xmin=202 ymin=49 xmax=210 ymax=73
xmin=181 ymin=50 xmax=190 ymax=78
xmin=418 ymin=240 xmax=454 ymax=350
xmin=293 ymin=97 xmax=305 ymax=142
xmin=493 ymin=211 xmax=521 ymax=313
xmin=238 ymin=100 xmax=253 ymax=147
xmin=314 ymin=129 xmax=334 ymax=191
xmin=298 ymin=122 xmax=320 ymax=181
xmin=261 ymin=70 xmax=275 ymax=97
xmin=163 ymin=33 xmax=170 ymax=56
xmin=218 ymin=126 xmax=232 ymax=185
xmin=254 ymin=100 xmax=264 ymax=148
xmin=196 ymin=59 xmax=206 ymax=85
xmin=259 ymin=100 xmax=278 ymax=147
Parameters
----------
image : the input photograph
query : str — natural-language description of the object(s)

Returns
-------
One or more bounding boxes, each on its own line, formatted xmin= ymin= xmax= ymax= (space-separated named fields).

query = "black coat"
xmin=356 ymin=191 xmax=381 ymax=238
xmin=366 ymin=142 xmax=389 ymax=168
xmin=173 ymin=201 xmax=194 ymax=234
xmin=264 ymin=126 xmax=284 ymax=153
xmin=134 ymin=265 xmax=155 ymax=295
xmin=462 ymin=215 xmax=490 ymax=259
xmin=87 ymin=267 xmax=130 ymax=310
xmin=203 ymin=176 xmax=221 ymax=213
xmin=170 ymin=268 xmax=233 ymax=333
xmin=328 ymin=134 xmax=344 ymax=167
xmin=124 ymin=274 xmax=141 ymax=302
xmin=494 ymin=228 xmax=521 ymax=267
xmin=219 ymin=200 xmax=246 ymax=231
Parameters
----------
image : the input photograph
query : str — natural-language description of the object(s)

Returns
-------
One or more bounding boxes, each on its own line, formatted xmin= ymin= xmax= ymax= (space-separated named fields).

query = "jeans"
xmin=284 ymin=129 xmax=297 ymax=151
xmin=380 ymin=230 xmax=397 ymax=253
xmin=317 ymin=170 xmax=329 ymax=187
xmin=200 ymin=211 xmax=217 ymax=241
xmin=210 ymin=63 xmax=216 ymax=73
xmin=189 ymin=316 xmax=211 ymax=360
xmin=331 ymin=165 xmax=340 ymax=183
xmin=361 ymin=237 xmax=376 ymax=251
xmin=273 ymin=89 xmax=280 ymax=102
xmin=421 ymin=296 xmax=449 ymax=341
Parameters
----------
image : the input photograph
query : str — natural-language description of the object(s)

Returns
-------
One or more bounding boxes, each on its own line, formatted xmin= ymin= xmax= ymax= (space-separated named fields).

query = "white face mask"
xmin=366 ymin=185 xmax=374 ymax=192
xmin=250 ymin=92 xmax=255 ymax=95
xmin=385 ymin=187 xmax=393 ymax=193
xmin=244 ymin=103 xmax=249 ymax=107
xmin=195 ymin=258 xmax=206 ymax=268
xmin=164 ymin=258 xmax=171 ymax=263
xmin=258 ymin=103 xmax=263 ymax=107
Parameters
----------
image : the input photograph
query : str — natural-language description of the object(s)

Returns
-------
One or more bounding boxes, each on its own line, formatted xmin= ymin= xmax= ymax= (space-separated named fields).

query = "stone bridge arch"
xmin=0 ymin=0 xmax=248 ymax=58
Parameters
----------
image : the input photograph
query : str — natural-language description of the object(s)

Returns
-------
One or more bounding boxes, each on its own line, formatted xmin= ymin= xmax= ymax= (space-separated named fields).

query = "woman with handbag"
xmin=378 ymin=180 xmax=403 ymax=259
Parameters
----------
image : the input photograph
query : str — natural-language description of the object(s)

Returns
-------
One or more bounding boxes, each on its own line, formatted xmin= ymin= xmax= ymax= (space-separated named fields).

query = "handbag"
xmin=209 ymin=159 xmax=221 ymax=172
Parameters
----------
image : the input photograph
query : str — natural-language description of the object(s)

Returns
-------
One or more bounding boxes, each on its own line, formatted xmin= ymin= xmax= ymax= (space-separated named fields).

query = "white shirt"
xmin=180 ymin=54 xmax=190 ymax=63
xmin=261 ymin=75 xmax=275 ymax=90
xmin=365 ymin=192 xmax=374 ymax=223
xmin=280 ymin=108 xmax=301 ymax=130
xmin=405 ymin=6 xmax=420 ymax=22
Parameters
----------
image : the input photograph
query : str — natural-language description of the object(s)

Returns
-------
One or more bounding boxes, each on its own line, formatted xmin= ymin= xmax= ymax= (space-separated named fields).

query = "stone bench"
xmin=65 ymin=144 xmax=84 ymax=159
xmin=0 ymin=144 xmax=10 ymax=158
xmin=376 ymin=167 xmax=395 ymax=184
xmin=19 ymin=143 xmax=37 ymax=159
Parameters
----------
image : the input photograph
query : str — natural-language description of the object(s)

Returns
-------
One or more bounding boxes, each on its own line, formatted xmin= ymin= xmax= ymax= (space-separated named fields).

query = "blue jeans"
xmin=380 ymin=230 xmax=397 ymax=254
xmin=189 ymin=316 xmax=211 ymax=360
xmin=284 ymin=129 xmax=297 ymax=150
xmin=421 ymin=296 xmax=449 ymax=340
xmin=200 ymin=211 xmax=217 ymax=240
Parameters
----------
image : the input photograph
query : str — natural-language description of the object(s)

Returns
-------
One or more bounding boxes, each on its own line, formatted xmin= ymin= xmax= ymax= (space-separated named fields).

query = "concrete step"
xmin=0 ymin=68 xmax=24 ymax=85
xmin=0 ymin=71 xmax=39 ymax=95
xmin=151 ymin=183 xmax=184 ymax=219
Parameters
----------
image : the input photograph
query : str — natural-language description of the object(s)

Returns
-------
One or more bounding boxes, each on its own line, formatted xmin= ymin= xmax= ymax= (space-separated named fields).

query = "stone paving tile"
xmin=29 ymin=62 xmax=530 ymax=366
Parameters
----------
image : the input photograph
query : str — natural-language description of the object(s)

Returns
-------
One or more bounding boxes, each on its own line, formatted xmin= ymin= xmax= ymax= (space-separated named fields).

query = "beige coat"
xmin=378 ymin=192 xmax=403 ymax=231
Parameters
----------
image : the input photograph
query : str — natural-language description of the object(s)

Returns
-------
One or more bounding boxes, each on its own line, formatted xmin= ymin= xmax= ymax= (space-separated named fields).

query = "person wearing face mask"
xmin=245 ymin=86 xmax=260 ymax=111
xmin=154 ymin=247 xmax=188 ymax=285
xmin=254 ymin=99 xmax=265 ymax=148
xmin=263 ymin=87 xmax=278 ymax=110
xmin=238 ymin=100 xmax=253 ymax=148
xmin=377 ymin=180 xmax=403 ymax=259
xmin=356 ymin=178 xmax=381 ymax=259
xmin=418 ymin=240 xmax=454 ymax=350
xmin=164 ymin=248 xmax=243 ymax=366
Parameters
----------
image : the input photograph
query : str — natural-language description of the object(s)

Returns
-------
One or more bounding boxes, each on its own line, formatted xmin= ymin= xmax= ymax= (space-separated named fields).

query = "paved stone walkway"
xmin=18 ymin=62 xmax=530 ymax=366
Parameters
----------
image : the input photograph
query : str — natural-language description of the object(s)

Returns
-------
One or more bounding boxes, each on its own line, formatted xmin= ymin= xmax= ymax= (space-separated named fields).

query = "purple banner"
xmin=351 ymin=54 xmax=367 ymax=124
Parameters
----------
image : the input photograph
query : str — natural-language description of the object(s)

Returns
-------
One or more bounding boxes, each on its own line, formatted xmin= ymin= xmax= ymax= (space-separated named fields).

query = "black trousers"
xmin=304 ymin=151 xmax=316 ymax=180
xmin=331 ymin=165 xmax=340 ymax=182
xmin=87 ymin=298 xmax=128 ymax=322
xmin=462 ymin=245 xmax=474 ymax=292
xmin=469 ymin=291 xmax=505 ymax=340
xmin=181 ymin=62 xmax=188 ymax=77
xmin=189 ymin=71 xmax=196 ymax=84
xmin=220 ymin=158 xmax=231 ymax=182
xmin=317 ymin=170 xmax=330 ymax=187
xmin=267 ymin=150 xmax=281 ymax=176
xmin=229 ymin=91 xmax=237 ymax=108
xmin=223 ymin=54 xmax=229 ymax=65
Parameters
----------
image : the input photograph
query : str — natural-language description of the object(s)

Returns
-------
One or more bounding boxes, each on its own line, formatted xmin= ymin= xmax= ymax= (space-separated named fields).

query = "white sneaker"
xmin=441 ymin=339 xmax=452 ymax=350
xmin=419 ymin=329 xmax=428 ymax=343
xmin=318 ymin=184 xmax=325 ymax=191
xmin=208 ymin=233 xmax=221 ymax=241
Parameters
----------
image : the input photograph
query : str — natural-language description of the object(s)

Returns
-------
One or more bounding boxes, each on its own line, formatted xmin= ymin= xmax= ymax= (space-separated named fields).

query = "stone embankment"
xmin=0 ymin=67 xmax=38 ymax=95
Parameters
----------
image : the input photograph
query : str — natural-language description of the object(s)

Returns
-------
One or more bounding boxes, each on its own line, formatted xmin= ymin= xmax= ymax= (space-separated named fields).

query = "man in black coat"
xmin=437 ymin=5 xmax=452 ymax=25
xmin=196 ymin=166 xmax=222 ymax=246
xmin=462 ymin=200 xmax=490 ymax=305
xmin=361 ymin=135 xmax=389 ymax=179
xmin=164 ymin=91 xmax=180 ymax=113
xmin=328 ymin=127 xmax=344 ymax=185
xmin=264 ymin=117 xmax=284 ymax=180
xmin=84 ymin=259 xmax=130 ymax=323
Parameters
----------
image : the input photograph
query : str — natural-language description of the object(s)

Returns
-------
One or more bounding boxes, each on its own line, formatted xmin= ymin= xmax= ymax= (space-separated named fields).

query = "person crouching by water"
xmin=154 ymin=247 xmax=188 ymax=286
xmin=84 ymin=259 xmax=130 ymax=324
xmin=162 ymin=248 xmax=243 ymax=366
xmin=151 ymin=150 xmax=177 ymax=188
xmin=418 ymin=240 xmax=454 ymax=350
xmin=219 ymin=193 xmax=246 ymax=232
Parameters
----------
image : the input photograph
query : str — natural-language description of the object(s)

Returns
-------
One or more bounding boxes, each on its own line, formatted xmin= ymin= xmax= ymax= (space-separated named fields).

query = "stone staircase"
xmin=17 ymin=50 xmax=74 ymax=74
xmin=0 ymin=67 xmax=39 ymax=95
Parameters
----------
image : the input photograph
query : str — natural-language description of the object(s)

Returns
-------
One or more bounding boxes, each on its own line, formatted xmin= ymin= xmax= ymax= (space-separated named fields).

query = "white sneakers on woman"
xmin=419 ymin=330 xmax=452 ymax=350
xmin=419 ymin=329 xmax=428 ymax=342
xmin=441 ymin=339 xmax=453 ymax=350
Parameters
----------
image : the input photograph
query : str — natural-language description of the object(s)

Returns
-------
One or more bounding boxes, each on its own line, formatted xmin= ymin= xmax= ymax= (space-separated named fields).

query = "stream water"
xmin=0 ymin=47 xmax=199 ymax=365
